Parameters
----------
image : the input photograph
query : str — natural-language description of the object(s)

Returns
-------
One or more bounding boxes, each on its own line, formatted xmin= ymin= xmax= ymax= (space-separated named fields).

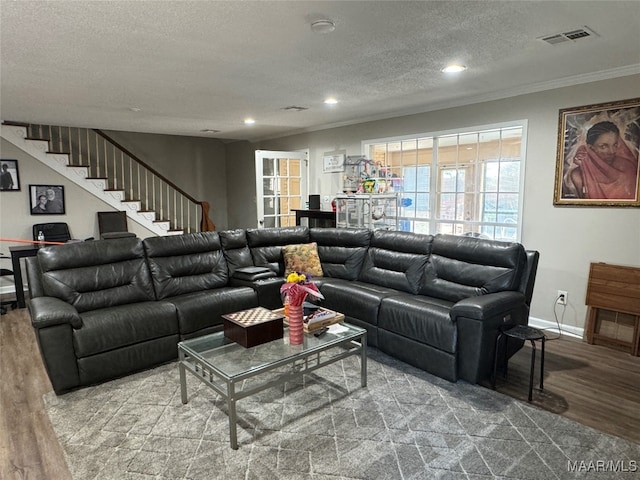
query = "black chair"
xmin=97 ymin=211 xmax=136 ymax=240
xmin=32 ymin=222 xmax=72 ymax=243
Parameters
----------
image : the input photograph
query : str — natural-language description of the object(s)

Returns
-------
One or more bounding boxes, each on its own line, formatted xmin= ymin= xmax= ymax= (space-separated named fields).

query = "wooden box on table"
xmin=222 ymin=307 xmax=284 ymax=348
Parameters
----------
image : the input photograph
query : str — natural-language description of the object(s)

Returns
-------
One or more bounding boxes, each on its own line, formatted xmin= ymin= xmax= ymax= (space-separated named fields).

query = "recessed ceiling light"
xmin=311 ymin=19 xmax=335 ymax=34
xmin=244 ymin=118 xmax=256 ymax=125
xmin=324 ymin=97 xmax=338 ymax=105
xmin=441 ymin=64 xmax=467 ymax=73
xmin=129 ymin=107 xmax=142 ymax=112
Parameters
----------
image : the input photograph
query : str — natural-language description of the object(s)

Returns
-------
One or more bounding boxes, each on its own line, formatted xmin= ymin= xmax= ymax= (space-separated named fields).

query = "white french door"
xmin=255 ymin=150 xmax=308 ymax=228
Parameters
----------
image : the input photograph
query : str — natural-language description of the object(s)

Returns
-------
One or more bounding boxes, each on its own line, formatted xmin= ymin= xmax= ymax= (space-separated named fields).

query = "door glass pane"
xmin=278 ymin=159 xmax=288 ymax=176
xmin=263 ymin=158 xmax=275 ymax=176
xmin=281 ymin=215 xmax=295 ymax=227
xmin=263 ymin=198 xmax=275 ymax=215
xmin=289 ymin=160 xmax=301 ymax=177
xmin=289 ymin=178 xmax=301 ymax=195
xmin=290 ymin=197 xmax=301 ymax=210
xmin=279 ymin=178 xmax=289 ymax=195
xmin=263 ymin=217 xmax=276 ymax=228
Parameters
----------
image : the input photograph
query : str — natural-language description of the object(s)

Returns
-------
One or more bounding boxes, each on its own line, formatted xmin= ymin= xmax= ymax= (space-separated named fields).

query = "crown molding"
xmin=254 ymin=65 xmax=640 ymax=143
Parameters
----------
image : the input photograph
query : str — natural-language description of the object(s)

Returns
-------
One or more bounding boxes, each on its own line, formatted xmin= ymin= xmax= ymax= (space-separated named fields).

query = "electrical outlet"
xmin=557 ymin=290 xmax=568 ymax=305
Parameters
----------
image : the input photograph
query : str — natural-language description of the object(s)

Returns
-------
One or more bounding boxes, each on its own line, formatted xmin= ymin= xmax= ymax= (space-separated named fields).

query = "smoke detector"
xmin=539 ymin=26 xmax=598 ymax=45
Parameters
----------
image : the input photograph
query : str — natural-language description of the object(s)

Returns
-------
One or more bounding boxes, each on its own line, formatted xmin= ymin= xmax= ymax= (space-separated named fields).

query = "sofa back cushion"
xmin=246 ymin=226 xmax=310 ymax=275
xmin=310 ymin=228 xmax=371 ymax=280
xmin=38 ymin=237 xmax=155 ymax=312
xmin=421 ymin=234 xmax=527 ymax=302
xmin=219 ymin=229 xmax=254 ymax=276
xmin=358 ymin=230 xmax=433 ymax=294
xmin=143 ymin=232 xmax=228 ymax=299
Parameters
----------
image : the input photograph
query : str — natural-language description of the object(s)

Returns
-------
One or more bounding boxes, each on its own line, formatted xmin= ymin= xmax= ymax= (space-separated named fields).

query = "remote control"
xmin=314 ymin=327 xmax=329 ymax=337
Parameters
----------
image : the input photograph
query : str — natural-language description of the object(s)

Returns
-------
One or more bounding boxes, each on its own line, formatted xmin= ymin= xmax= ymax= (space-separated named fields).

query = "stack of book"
xmin=277 ymin=307 xmax=345 ymax=333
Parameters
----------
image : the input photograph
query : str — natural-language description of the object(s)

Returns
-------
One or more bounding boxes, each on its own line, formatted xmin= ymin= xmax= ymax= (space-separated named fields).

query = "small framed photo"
xmin=323 ymin=153 xmax=345 ymax=173
xmin=0 ymin=159 xmax=20 ymax=191
xmin=554 ymin=97 xmax=640 ymax=207
xmin=29 ymin=184 xmax=66 ymax=215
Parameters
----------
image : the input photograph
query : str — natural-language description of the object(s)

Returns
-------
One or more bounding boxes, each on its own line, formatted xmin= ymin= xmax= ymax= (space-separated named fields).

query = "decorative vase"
xmin=288 ymin=303 xmax=304 ymax=345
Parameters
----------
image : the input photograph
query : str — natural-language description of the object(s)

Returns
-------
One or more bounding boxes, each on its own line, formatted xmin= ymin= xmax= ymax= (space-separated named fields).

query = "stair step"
xmin=2 ymin=120 xmax=30 ymax=127
xmin=1 ymin=124 xmax=199 ymax=238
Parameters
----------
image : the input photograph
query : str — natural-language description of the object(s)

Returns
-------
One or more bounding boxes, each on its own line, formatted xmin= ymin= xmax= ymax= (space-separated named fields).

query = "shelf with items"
xmin=342 ymin=156 xmax=403 ymax=194
xmin=334 ymin=193 xmax=399 ymax=230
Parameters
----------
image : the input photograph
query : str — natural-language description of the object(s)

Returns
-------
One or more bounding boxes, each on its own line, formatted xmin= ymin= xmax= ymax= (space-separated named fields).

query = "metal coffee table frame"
xmin=178 ymin=324 xmax=367 ymax=449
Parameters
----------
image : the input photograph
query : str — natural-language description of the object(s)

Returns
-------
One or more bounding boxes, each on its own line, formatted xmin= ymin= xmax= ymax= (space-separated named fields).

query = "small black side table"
xmin=9 ymin=245 xmax=39 ymax=309
xmin=493 ymin=324 xmax=545 ymax=401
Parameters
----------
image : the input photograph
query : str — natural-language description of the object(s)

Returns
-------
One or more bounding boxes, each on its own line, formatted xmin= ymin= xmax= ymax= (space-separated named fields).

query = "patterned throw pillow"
xmin=282 ymin=242 xmax=324 ymax=277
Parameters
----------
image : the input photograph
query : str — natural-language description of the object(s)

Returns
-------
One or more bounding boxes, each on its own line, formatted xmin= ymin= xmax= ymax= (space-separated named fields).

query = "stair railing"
xmin=26 ymin=124 xmax=214 ymax=234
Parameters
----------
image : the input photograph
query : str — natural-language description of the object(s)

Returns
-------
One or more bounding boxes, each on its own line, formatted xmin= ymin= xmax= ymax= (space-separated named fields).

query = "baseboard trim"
xmin=529 ymin=316 xmax=584 ymax=339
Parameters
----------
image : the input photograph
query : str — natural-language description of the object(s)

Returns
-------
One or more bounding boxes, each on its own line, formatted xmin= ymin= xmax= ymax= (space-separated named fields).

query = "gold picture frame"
xmin=553 ymin=97 xmax=640 ymax=207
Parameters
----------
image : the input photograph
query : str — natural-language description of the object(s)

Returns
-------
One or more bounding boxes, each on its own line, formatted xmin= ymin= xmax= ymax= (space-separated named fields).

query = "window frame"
xmin=362 ymin=120 xmax=528 ymax=241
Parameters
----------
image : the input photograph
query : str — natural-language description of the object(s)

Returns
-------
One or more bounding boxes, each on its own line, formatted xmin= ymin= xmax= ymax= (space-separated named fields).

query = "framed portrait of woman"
xmin=553 ymin=97 xmax=640 ymax=207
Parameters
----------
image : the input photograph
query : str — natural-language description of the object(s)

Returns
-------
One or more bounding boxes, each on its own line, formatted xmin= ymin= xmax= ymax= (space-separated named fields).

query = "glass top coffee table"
xmin=178 ymin=322 xmax=367 ymax=449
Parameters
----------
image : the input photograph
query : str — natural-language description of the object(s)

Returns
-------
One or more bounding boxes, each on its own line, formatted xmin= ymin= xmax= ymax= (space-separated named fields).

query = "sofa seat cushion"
xmin=319 ymin=280 xmax=399 ymax=326
xmin=167 ymin=287 xmax=258 ymax=336
xmin=74 ymin=301 xmax=178 ymax=357
xmin=379 ymin=295 xmax=457 ymax=354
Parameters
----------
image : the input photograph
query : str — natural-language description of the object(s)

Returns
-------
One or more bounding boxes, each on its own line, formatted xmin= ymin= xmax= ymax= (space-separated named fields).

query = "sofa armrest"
xmin=452 ymin=291 xmax=529 ymax=384
xmin=232 ymin=266 xmax=277 ymax=281
xmin=450 ymin=291 xmax=526 ymax=323
xmin=29 ymin=297 xmax=83 ymax=329
xmin=229 ymin=276 xmax=286 ymax=310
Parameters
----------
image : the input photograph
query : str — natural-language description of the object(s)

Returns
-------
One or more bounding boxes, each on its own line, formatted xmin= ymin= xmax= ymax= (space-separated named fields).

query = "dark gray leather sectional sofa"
xmin=27 ymin=226 xmax=538 ymax=394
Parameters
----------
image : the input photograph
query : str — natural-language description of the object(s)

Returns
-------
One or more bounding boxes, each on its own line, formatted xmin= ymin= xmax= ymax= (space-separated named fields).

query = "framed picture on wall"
xmin=323 ymin=153 xmax=346 ymax=173
xmin=553 ymin=97 xmax=640 ymax=207
xmin=29 ymin=184 xmax=66 ymax=214
xmin=0 ymin=159 xmax=20 ymax=191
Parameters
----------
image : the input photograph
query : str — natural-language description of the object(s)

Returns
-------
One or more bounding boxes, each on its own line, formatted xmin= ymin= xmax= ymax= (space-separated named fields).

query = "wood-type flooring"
xmin=1 ymin=308 xmax=639 ymax=480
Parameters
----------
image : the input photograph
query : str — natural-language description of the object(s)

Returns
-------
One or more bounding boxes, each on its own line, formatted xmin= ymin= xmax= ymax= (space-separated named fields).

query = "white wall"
xmin=103 ymin=130 xmax=229 ymax=229
xmin=0 ymin=138 xmax=157 ymax=244
xmin=241 ymin=74 xmax=640 ymax=331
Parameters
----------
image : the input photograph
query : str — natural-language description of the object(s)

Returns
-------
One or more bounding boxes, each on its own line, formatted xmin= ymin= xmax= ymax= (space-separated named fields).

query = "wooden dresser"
xmin=585 ymin=262 xmax=640 ymax=356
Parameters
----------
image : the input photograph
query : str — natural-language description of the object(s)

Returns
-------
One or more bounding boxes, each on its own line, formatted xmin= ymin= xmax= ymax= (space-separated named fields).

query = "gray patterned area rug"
xmin=44 ymin=348 xmax=639 ymax=480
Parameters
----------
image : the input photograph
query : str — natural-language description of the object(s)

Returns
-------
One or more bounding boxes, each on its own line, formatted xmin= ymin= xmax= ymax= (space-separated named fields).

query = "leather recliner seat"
xmin=27 ymin=226 xmax=538 ymax=394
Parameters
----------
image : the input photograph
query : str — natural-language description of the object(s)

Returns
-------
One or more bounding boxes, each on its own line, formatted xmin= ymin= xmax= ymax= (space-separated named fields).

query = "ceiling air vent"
xmin=539 ymin=26 xmax=598 ymax=45
xmin=281 ymin=106 xmax=309 ymax=112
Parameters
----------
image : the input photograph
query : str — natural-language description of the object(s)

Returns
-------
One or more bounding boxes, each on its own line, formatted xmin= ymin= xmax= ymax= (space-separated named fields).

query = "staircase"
xmin=1 ymin=123 xmax=213 ymax=236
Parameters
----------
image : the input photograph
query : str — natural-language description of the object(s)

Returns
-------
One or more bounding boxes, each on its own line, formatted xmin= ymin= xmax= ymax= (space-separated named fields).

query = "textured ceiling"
xmin=1 ymin=1 xmax=639 ymax=142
